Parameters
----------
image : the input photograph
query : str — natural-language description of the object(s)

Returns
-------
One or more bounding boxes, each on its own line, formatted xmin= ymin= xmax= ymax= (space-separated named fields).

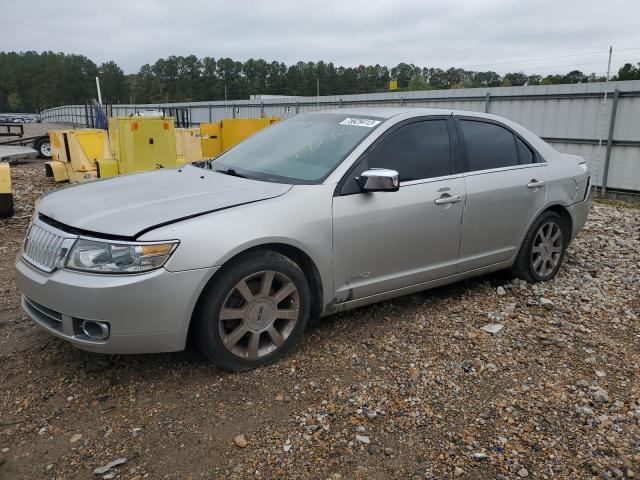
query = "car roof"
xmin=304 ymin=106 xmax=440 ymax=119
xmin=304 ymin=106 xmax=505 ymax=120
xmin=302 ymin=106 xmax=558 ymax=160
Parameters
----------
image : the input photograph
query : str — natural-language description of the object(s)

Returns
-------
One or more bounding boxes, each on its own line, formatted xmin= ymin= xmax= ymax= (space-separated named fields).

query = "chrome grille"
xmin=22 ymin=222 xmax=75 ymax=273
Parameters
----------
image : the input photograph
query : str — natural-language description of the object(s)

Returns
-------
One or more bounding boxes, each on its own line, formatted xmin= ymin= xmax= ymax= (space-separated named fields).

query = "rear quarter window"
xmin=516 ymin=137 xmax=535 ymax=164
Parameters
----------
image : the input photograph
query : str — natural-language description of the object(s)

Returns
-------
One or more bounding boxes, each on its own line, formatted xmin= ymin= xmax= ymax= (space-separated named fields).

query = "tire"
xmin=194 ymin=250 xmax=311 ymax=371
xmin=512 ymin=210 xmax=569 ymax=282
xmin=35 ymin=136 xmax=52 ymax=159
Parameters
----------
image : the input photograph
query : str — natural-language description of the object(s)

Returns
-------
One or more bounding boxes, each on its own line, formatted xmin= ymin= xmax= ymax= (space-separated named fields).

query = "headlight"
xmin=66 ymin=239 xmax=178 ymax=274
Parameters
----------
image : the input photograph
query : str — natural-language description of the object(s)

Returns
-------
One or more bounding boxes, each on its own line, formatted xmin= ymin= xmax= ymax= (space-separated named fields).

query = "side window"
xmin=516 ymin=137 xmax=534 ymax=164
xmin=460 ymin=120 xmax=519 ymax=171
xmin=367 ymin=120 xmax=451 ymax=182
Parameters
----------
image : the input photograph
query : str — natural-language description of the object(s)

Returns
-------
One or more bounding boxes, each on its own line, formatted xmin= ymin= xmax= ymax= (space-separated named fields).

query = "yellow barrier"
xmin=199 ymin=117 xmax=279 ymax=158
xmin=46 ymin=116 xmax=280 ymax=182
xmin=200 ymin=122 xmax=221 ymax=157
xmin=108 ymin=117 xmax=180 ymax=175
xmin=0 ymin=163 xmax=13 ymax=218
xmin=176 ymin=127 xmax=203 ymax=163
xmin=221 ymin=118 xmax=279 ymax=152
xmin=47 ymin=129 xmax=110 ymax=182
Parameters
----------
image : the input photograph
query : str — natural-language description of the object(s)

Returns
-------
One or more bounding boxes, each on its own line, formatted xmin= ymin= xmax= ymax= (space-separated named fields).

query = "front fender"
xmin=139 ymin=184 xmax=335 ymax=310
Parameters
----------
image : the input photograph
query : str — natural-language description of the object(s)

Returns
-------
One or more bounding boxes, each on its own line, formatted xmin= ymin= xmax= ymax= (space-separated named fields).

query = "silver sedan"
xmin=15 ymin=108 xmax=591 ymax=370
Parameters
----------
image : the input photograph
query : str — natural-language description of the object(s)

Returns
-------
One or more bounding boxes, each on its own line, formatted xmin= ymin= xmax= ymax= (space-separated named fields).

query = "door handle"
xmin=434 ymin=194 xmax=461 ymax=205
xmin=527 ymin=179 xmax=545 ymax=188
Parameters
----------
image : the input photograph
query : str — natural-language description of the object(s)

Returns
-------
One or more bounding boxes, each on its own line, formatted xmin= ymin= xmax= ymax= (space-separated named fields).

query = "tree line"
xmin=1 ymin=51 xmax=639 ymax=113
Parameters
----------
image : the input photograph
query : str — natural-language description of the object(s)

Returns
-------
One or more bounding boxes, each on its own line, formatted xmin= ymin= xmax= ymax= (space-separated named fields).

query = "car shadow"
xmin=14 ymin=268 xmax=516 ymax=385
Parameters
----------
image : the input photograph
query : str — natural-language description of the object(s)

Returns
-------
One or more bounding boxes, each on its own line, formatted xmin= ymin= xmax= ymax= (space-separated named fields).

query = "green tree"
xmin=427 ymin=68 xmax=447 ymax=88
xmin=407 ymin=73 xmax=428 ymax=90
xmin=98 ymin=61 xmax=128 ymax=103
xmin=616 ymin=63 xmax=640 ymax=80
xmin=502 ymin=72 xmax=528 ymax=86
xmin=7 ymin=92 xmax=21 ymax=111
xmin=0 ymin=50 xmax=632 ymax=111
xmin=471 ymin=71 xmax=502 ymax=88
xmin=562 ymin=70 xmax=587 ymax=84
xmin=390 ymin=63 xmax=416 ymax=89
xmin=527 ymin=74 xmax=542 ymax=85
xmin=132 ymin=64 xmax=160 ymax=103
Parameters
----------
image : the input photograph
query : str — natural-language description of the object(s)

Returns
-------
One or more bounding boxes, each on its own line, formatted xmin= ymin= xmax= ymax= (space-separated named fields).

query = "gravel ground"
xmin=0 ymin=163 xmax=639 ymax=480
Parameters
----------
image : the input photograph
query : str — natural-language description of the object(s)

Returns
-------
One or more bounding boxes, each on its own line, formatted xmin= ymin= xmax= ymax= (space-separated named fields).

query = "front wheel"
xmin=194 ymin=250 xmax=311 ymax=371
xmin=512 ymin=211 xmax=568 ymax=282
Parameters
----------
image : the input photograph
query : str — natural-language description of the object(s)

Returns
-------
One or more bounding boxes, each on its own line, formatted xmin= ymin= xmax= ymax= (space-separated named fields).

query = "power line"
xmin=517 ymin=58 xmax=639 ymax=73
xmin=457 ymin=47 xmax=640 ymax=70
xmin=461 ymin=50 xmax=608 ymax=69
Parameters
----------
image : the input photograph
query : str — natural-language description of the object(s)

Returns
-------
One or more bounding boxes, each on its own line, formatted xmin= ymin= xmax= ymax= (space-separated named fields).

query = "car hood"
xmin=37 ymin=165 xmax=292 ymax=238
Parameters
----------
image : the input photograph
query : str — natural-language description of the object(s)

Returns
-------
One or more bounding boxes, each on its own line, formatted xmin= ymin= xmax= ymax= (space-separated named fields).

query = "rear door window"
xmin=460 ymin=120 xmax=519 ymax=171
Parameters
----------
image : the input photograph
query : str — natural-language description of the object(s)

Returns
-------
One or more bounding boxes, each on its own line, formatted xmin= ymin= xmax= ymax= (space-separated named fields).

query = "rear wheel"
xmin=194 ymin=250 xmax=310 ymax=371
xmin=512 ymin=211 xmax=568 ymax=282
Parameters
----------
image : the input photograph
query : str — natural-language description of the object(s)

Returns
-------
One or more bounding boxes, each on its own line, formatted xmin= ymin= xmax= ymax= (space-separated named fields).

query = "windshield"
xmin=212 ymin=113 xmax=384 ymax=183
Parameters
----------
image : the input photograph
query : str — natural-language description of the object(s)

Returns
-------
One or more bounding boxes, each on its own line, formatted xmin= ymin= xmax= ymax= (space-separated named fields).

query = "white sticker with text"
xmin=339 ymin=117 xmax=381 ymax=128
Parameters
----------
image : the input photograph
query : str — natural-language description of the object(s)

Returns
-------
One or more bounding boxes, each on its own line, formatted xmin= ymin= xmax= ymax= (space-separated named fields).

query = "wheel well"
xmin=544 ymin=205 xmax=573 ymax=243
xmin=512 ymin=204 xmax=574 ymax=266
xmin=188 ymin=243 xmax=324 ymax=342
xmin=253 ymin=243 xmax=324 ymax=318
xmin=34 ymin=135 xmax=49 ymax=147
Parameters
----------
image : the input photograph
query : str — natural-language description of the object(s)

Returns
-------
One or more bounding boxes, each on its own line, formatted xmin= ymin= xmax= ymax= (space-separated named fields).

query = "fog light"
xmin=81 ymin=320 xmax=110 ymax=340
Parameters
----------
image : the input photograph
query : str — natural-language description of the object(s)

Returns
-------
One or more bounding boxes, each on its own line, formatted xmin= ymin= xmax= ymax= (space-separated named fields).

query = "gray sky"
xmin=1 ymin=0 xmax=638 ymax=75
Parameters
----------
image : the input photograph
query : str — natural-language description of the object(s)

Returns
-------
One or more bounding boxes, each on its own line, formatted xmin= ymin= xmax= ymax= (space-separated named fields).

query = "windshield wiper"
xmin=215 ymin=168 xmax=248 ymax=178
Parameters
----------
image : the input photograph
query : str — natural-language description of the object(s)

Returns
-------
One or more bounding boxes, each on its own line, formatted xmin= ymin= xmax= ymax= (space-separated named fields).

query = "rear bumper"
xmin=567 ymin=195 xmax=591 ymax=241
xmin=15 ymin=257 xmax=215 ymax=354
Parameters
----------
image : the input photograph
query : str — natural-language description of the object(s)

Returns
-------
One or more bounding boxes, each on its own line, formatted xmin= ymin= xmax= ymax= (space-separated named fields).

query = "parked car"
xmin=15 ymin=108 xmax=591 ymax=370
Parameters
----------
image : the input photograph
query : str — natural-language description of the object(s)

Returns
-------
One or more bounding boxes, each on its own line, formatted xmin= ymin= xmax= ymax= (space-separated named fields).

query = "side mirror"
xmin=357 ymin=168 xmax=399 ymax=192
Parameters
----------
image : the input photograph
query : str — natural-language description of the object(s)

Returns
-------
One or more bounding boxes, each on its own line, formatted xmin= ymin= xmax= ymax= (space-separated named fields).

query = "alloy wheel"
xmin=218 ymin=270 xmax=300 ymax=360
xmin=530 ymin=221 xmax=563 ymax=278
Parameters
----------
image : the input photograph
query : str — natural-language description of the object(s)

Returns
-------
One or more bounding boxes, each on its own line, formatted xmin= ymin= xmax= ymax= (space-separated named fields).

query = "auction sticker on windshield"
xmin=339 ymin=117 xmax=381 ymax=128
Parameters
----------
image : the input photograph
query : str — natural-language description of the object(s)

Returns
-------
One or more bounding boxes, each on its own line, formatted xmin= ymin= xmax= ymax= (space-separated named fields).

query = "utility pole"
xmin=95 ymin=77 xmax=103 ymax=104
xmin=224 ymin=85 xmax=228 ymax=116
xmin=316 ymin=77 xmax=320 ymax=108
xmin=605 ymin=46 xmax=613 ymax=94
xmin=594 ymin=46 xmax=613 ymax=195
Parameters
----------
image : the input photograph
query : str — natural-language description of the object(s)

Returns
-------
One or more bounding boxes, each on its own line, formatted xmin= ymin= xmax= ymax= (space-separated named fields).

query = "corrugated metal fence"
xmin=41 ymin=80 xmax=640 ymax=193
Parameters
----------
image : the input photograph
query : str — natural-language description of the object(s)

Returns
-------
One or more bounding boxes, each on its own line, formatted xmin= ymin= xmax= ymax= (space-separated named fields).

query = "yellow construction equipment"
xmin=45 ymin=116 xmax=279 ymax=183
xmin=176 ymin=127 xmax=203 ymax=163
xmin=0 ymin=162 xmax=13 ymax=217
xmin=46 ymin=129 xmax=110 ymax=182
xmin=221 ymin=117 xmax=279 ymax=151
xmin=200 ymin=118 xmax=279 ymax=157
xmin=200 ymin=122 xmax=221 ymax=158
xmin=107 ymin=117 xmax=184 ymax=174
xmin=46 ymin=117 xmax=183 ymax=182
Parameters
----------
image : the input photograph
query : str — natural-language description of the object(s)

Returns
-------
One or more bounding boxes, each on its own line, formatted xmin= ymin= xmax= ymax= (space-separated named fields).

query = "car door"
xmin=455 ymin=117 xmax=547 ymax=272
xmin=332 ymin=117 xmax=466 ymax=302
